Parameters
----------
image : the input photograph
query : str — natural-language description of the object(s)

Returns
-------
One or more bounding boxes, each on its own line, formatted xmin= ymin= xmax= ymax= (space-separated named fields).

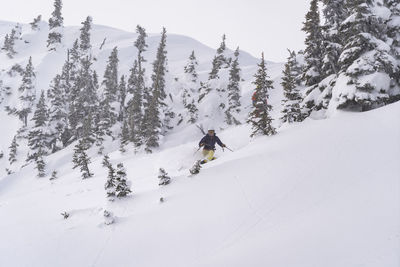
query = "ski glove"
xmin=199 ymin=143 xmax=205 ymax=147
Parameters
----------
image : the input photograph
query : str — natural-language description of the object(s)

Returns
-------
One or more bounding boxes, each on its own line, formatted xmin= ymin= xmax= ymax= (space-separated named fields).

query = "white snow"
xmin=0 ymin=100 xmax=399 ymax=267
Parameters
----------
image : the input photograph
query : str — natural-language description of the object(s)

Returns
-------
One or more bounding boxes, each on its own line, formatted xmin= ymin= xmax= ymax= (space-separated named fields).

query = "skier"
xmin=198 ymin=128 xmax=226 ymax=164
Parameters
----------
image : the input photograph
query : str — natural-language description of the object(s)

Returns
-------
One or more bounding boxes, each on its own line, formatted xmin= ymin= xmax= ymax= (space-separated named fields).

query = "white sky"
xmin=1 ymin=0 xmax=310 ymax=62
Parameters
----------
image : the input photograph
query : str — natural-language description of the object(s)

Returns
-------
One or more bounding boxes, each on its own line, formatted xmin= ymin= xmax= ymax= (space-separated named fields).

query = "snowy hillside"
xmin=0 ymin=99 xmax=399 ymax=267
xmin=0 ymin=19 xmax=284 ymax=176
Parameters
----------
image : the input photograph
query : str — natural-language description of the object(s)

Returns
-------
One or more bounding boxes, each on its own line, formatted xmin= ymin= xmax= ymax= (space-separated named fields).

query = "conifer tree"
xmin=27 ymin=91 xmax=49 ymax=161
xmin=119 ymin=120 xmax=129 ymax=153
xmin=336 ymin=0 xmax=395 ymax=110
xmin=98 ymin=47 xmax=119 ymax=141
xmin=79 ymin=16 xmax=92 ymax=53
xmin=226 ymin=47 xmax=242 ymax=125
xmin=280 ymin=50 xmax=304 ymax=124
xmin=320 ymin=0 xmax=348 ymax=76
xmin=35 ymin=148 xmax=46 ymax=178
xmin=209 ymin=34 xmax=229 ymax=79
xmin=2 ymin=28 xmax=17 ymax=58
xmin=8 ymin=135 xmax=18 ymax=165
xmin=19 ymin=57 xmax=36 ymax=126
xmin=182 ymin=51 xmax=199 ymax=124
xmin=158 ymin=168 xmax=171 ymax=186
xmin=386 ymin=0 xmax=400 ymax=88
xmin=118 ymin=75 xmax=127 ymax=121
xmin=30 ymin=15 xmax=42 ymax=30
xmin=47 ymin=0 xmax=63 ymax=50
xmin=302 ymin=0 xmax=324 ymax=86
xmin=104 ymin=157 xmax=116 ymax=199
xmin=115 ymin=163 xmax=131 ymax=197
xmin=184 ymin=50 xmax=198 ymax=82
xmin=144 ymin=27 xmax=170 ymax=152
xmin=247 ymin=53 xmax=276 ymax=137
xmin=126 ymin=25 xmax=148 ymax=147
xmin=72 ymin=139 xmax=93 ymax=179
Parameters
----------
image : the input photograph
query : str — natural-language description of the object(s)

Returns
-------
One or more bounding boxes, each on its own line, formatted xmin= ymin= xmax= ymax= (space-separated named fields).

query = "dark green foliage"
xmin=158 ymin=168 xmax=171 ymax=186
xmin=19 ymin=57 xmax=36 ymax=126
xmin=47 ymin=0 xmax=63 ymax=49
xmin=115 ymin=163 xmax=131 ymax=197
xmin=226 ymin=47 xmax=242 ymax=125
xmin=30 ymin=15 xmax=42 ymax=30
xmin=302 ymin=0 xmax=324 ymax=86
xmin=280 ymin=50 xmax=304 ymax=123
xmin=79 ymin=16 xmax=92 ymax=53
xmin=72 ymin=139 xmax=93 ymax=179
xmin=8 ymin=135 xmax=18 ymax=165
xmin=247 ymin=53 xmax=276 ymax=137
xmin=209 ymin=34 xmax=229 ymax=80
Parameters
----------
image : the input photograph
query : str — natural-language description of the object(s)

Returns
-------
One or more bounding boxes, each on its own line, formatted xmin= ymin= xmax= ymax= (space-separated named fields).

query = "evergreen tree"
xmin=209 ymin=34 xmax=229 ymax=79
xmin=119 ymin=120 xmax=129 ymax=153
xmin=158 ymin=168 xmax=171 ymax=186
xmin=79 ymin=16 xmax=92 ymax=53
xmin=280 ymin=50 xmax=304 ymax=124
xmin=320 ymin=0 xmax=348 ymax=76
xmin=118 ymin=75 xmax=127 ymax=121
xmin=98 ymin=47 xmax=119 ymax=142
xmin=18 ymin=57 xmax=36 ymax=126
xmin=386 ymin=0 xmax=400 ymax=88
xmin=115 ymin=163 xmax=131 ymax=197
xmin=47 ymin=0 xmax=63 ymax=50
xmin=126 ymin=25 xmax=148 ymax=148
xmin=50 ymin=170 xmax=58 ymax=180
xmin=182 ymin=51 xmax=199 ymax=124
xmin=30 ymin=15 xmax=42 ymax=30
xmin=247 ymin=53 xmax=276 ymax=137
xmin=302 ymin=0 xmax=324 ymax=86
xmin=2 ymin=28 xmax=17 ymax=58
xmin=27 ymin=91 xmax=49 ymax=161
xmin=72 ymin=139 xmax=93 ymax=179
xmin=144 ymin=27 xmax=170 ymax=152
xmin=184 ymin=50 xmax=198 ymax=82
xmin=336 ymin=0 xmax=396 ymax=110
xmin=104 ymin=157 xmax=116 ymax=199
xmin=8 ymin=135 xmax=18 ymax=165
xmin=225 ymin=47 xmax=242 ymax=125
xmin=35 ymin=148 xmax=46 ymax=178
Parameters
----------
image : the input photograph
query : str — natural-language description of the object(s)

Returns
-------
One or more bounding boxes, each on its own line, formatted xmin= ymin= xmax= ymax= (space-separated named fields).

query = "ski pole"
xmin=193 ymin=147 xmax=201 ymax=155
xmin=225 ymin=146 xmax=234 ymax=152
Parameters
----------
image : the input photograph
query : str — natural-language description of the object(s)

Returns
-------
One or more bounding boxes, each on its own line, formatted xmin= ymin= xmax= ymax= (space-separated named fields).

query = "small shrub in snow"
xmin=61 ymin=211 xmax=69 ymax=219
xmin=158 ymin=168 xmax=171 ymax=186
xmin=50 ymin=170 xmax=57 ymax=180
xmin=104 ymin=210 xmax=115 ymax=225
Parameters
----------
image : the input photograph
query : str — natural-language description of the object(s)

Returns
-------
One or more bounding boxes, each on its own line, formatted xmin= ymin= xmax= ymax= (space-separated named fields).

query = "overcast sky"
xmin=0 ymin=0 xmax=310 ymax=62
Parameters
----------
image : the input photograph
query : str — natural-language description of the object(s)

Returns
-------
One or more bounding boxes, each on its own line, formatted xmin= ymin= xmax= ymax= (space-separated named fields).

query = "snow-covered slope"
xmin=0 ymin=99 xmax=398 ymax=267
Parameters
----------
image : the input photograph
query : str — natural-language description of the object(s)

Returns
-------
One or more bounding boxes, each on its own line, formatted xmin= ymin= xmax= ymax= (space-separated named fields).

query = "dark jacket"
xmin=199 ymin=134 xmax=224 ymax=150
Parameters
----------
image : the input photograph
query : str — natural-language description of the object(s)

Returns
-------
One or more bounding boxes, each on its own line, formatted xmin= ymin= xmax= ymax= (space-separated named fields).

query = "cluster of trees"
xmin=300 ymin=0 xmax=400 ymax=112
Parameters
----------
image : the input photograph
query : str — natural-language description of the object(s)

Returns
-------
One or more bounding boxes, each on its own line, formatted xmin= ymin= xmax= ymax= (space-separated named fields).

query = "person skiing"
xmin=198 ymin=128 xmax=226 ymax=164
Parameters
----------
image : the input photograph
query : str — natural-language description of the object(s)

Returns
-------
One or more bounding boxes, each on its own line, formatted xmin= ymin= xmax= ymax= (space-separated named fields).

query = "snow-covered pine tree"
xmin=320 ymin=0 xmax=348 ymax=76
xmin=118 ymin=75 xmax=127 ymax=122
xmin=102 ymin=154 xmax=111 ymax=168
xmin=126 ymin=25 xmax=148 ymax=148
xmin=72 ymin=138 xmax=93 ymax=179
xmin=104 ymin=160 xmax=116 ymax=199
xmin=30 ymin=15 xmax=42 ymax=31
xmin=2 ymin=28 xmax=17 ymax=58
xmin=335 ymin=0 xmax=397 ymax=110
xmin=27 ymin=91 xmax=49 ymax=161
xmin=35 ymin=148 xmax=46 ymax=178
xmin=98 ymin=47 xmax=119 ymax=143
xmin=119 ymin=120 xmax=129 ymax=153
xmin=47 ymin=0 xmax=63 ymax=50
xmin=225 ymin=47 xmax=242 ymax=125
xmin=115 ymin=163 xmax=131 ymax=197
xmin=280 ymin=50 xmax=304 ymax=124
xmin=158 ymin=168 xmax=171 ymax=186
xmin=247 ymin=53 xmax=276 ymax=137
xmin=182 ymin=50 xmax=199 ymax=124
xmin=47 ymin=74 xmax=68 ymax=151
xmin=209 ymin=34 xmax=229 ymax=80
xmin=69 ymin=56 xmax=98 ymax=141
xmin=386 ymin=0 xmax=400 ymax=97
xmin=302 ymin=0 xmax=324 ymax=86
xmin=18 ymin=57 xmax=36 ymax=126
xmin=79 ymin=16 xmax=92 ymax=54
xmin=184 ymin=50 xmax=198 ymax=82
xmin=144 ymin=27 xmax=172 ymax=150
xmin=8 ymin=135 xmax=18 ymax=165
